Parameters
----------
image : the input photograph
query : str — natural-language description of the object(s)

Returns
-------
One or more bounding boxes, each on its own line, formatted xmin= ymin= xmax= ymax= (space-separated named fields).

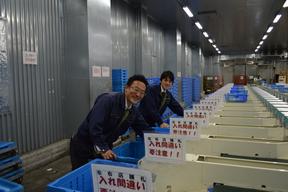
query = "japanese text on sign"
xmin=144 ymin=133 xmax=185 ymax=162
xmin=184 ymin=110 xmax=209 ymax=126
xmin=170 ymin=117 xmax=200 ymax=138
xmin=92 ymin=164 xmax=153 ymax=192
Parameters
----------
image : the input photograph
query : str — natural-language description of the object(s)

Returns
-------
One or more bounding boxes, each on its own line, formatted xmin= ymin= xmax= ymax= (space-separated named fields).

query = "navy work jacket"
xmin=75 ymin=92 xmax=149 ymax=152
xmin=139 ymin=84 xmax=184 ymax=126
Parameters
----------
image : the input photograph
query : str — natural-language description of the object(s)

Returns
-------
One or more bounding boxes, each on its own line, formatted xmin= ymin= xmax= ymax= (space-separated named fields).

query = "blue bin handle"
xmin=115 ymin=156 xmax=138 ymax=164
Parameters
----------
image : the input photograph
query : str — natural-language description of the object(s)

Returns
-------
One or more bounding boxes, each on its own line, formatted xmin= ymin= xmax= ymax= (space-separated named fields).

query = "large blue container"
xmin=47 ymin=159 xmax=137 ymax=192
xmin=225 ymin=93 xmax=248 ymax=102
xmin=0 ymin=178 xmax=23 ymax=192
xmin=112 ymin=140 xmax=145 ymax=164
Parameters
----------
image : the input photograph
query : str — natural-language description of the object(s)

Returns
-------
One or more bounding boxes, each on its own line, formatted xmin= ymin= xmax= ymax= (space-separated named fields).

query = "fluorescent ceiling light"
xmin=203 ymin=32 xmax=209 ymax=38
xmin=212 ymin=44 xmax=216 ymax=48
xmin=283 ymin=0 xmax=288 ymax=8
xmin=257 ymin=46 xmax=260 ymax=49
xmin=183 ymin=7 xmax=193 ymax=17
xmin=259 ymin=41 xmax=263 ymax=45
xmin=218 ymin=51 xmax=221 ymax=54
xmin=216 ymin=48 xmax=219 ymax=51
xmin=273 ymin=14 xmax=282 ymax=23
xmin=262 ymin=35 xmax=268 ymax=40
xmin=208 ymin=39 xmax=213 ymax=43
xmin=255 ymin=49 xmax=258 ymax=52
xmin=195 ymin=22 xmax=203 ymax=29
xmin=267 ymin=26 xmax=273 ymax=33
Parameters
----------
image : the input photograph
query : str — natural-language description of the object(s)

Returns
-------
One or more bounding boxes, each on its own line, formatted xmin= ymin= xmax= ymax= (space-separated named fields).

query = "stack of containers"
xmin=191 ymin=75 xmax=201 ymax=102
xmin=182 ymin=77 xmax=193 ymax=107
xmin=224 ymin=85 xmax=248 ymax=102
xmin=112 ymin=69 xmax=128 ymax=93
xmin=0 ymin=141 xmax=24 ymax=183
xmin=0 ymin=178 xmax=23 ymax=192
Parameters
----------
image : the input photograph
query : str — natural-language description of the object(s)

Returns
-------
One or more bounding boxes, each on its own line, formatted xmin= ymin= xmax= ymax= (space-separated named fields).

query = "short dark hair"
xmin=126 ymin=74 xmax=149 ymax=88
xmin=160 ymin=71 xmax=174 ymax=83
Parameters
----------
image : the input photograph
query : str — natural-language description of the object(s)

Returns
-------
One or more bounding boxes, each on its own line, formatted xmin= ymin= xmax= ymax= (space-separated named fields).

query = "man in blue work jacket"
xmin=139 ymin=71 xmax=184 ymax=128
xmin=70 ymin=75 xmax=150 ymax=170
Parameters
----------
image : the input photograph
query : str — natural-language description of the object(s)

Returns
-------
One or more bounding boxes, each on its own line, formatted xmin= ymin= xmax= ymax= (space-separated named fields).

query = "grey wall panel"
xmin=87 ymin=0 xmax=112 ymax=106
xmin=0 ymin=0 xmax=64 ymax=153
xmin=63 ymin=0 xmax=90 ymax=137
xmin=191 ymin=48 xmax=201 ymax=76
xmin=139 ymin=10 xmax=164 ymax=77
xmin=222 ymin=65 xmax=233 ymax=84
xmin=111 ymin=0 xmax=136 ymax=76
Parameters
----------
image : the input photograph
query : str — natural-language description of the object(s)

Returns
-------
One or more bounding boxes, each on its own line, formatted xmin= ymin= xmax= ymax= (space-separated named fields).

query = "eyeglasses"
xmin=130 ymin=86 xmax=146 ymax=96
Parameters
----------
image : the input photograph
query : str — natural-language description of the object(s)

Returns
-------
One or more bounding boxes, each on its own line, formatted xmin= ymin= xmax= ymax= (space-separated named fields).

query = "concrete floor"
xmin=22 ymin=155 xmax=71 ymax=192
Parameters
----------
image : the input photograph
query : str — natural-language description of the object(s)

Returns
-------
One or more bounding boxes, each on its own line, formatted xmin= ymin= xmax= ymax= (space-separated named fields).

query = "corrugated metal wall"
xmin=111 ymin=0 xmax=136 ymax=76
xmin=0 ymin=0 xmax=64 ymax=154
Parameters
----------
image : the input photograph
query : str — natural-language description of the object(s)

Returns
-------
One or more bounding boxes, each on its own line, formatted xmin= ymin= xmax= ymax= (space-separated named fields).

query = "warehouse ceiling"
xmin=127 ymin=0 xmax=288 ymax=56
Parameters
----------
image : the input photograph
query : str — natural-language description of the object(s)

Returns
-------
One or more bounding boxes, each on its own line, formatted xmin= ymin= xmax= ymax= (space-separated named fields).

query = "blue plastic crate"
xmin=112 ymin=141 xmax=145 ymax=164
xmin=47 ymin=159 xmax=137 ymax=192
xmin=230 ymin=89 xmax=248 ymax=94
xmin=225 ymin=93 xmax=248 ymax=102
xmin=1 ymin=168 xmax=24 ymax=182
xmin=0 ymin=156 xmax=21 ymax=171
xmin=0 ymin=178 xmax=23 ymax=192
xmin=0 ymin=142 xmax=16 ymax=155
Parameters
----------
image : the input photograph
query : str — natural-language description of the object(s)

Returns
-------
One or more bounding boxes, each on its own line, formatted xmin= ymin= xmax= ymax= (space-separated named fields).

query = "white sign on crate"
xmin=170 ymin=117 xmax=201 ymax=138
xmin=144 ymin=133 xmax=185 ymax=162
xmin=23 ymin=51 xmax=37 ymax=65
xmin=92 ymin=164 xmax=153 ymax=192
xmin=184 ymin=110 xmax=209 ymax=126
xmin=192 ymin=104 xmax=215 ymax=116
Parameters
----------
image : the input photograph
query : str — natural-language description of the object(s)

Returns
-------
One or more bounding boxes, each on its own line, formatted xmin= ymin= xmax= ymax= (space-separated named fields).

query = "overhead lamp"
xmin=262 ymin=34 xmax=268 ymax=40
xmin=283 ymin=0 xmax=288 ymax=8
xmin=257 ymin=45 xmax=260 ymax=49
xmin=273 ymin=14 xmax=282 ymax=23
xmin=216 ymin=48 xmax=219 ymax=51
xmin=212 ymin=44 xmax=216 ymax=48
xmin=267 ymin=26 xmax=273 ymax=33
xmin=195 ymin=22 xmax=203 ymax=29
xmin=255 ymin=49 xmax=258 ymax=52
xmin=208 ymin=39 xmax=213 ymax=43
xmin=203 ymin=32 xmax=209 ymax=38
xmin=218 ymin=51 xmax=221 ymax=54
xmin=183 ymin=7 xmax=193 ymax=17
xmin=259 ymin=41 xmax=264 ymax=45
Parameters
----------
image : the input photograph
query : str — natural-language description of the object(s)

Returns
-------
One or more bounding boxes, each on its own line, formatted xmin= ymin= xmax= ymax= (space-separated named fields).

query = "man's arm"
xmin=88 ymin=95 xmax=112 ymax=152
xmin=168 ymin=93 xmax=184 ymax=116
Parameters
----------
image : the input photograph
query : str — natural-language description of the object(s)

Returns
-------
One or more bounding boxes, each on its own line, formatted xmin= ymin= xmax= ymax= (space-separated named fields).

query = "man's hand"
xmin=101 ymin=150 xmax=117 ymax=160
xmin=160 ymin=122 xmax=169 ymax=128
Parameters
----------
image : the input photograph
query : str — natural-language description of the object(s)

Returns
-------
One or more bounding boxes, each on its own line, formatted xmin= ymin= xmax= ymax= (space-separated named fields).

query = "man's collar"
xmin=160 ymin=85 xmax=166 ymax=93
xmin=125 ymin=97 xmax=132 ymax=110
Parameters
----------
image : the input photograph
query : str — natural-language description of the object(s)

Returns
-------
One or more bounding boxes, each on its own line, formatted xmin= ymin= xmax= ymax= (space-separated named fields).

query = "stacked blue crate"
xmin=170 ymin=78 xmax=179 ymax=101
xmin=0 ymin=142 xmax=24 ymax=183
xmin=192 ymin=75 xmax=201 ymax=102
xmin=182 ymin=77 xmax=193 ymax=107
xmin=112 ymin=69 xmax=128 ymax=93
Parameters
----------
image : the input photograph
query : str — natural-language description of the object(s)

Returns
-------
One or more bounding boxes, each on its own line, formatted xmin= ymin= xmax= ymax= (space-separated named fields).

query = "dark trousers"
xmin=69 ymin=136 xmax=102 ymax=170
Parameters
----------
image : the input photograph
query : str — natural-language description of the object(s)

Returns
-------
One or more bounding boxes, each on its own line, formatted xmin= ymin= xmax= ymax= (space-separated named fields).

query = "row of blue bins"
xmin=225 ymin=85 xmax=248 ymax=102
xmin=182 ymin=77 xmax=193 ymax=107
xmin=192 ymin=75 xmax=201 ymax=102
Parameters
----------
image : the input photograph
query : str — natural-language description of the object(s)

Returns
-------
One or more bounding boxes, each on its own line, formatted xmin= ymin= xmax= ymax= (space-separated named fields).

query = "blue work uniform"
xmin=139 ymin=84 xmax=184 ymax=127
xmin=70 ymin=92 xmax=149 ymax=169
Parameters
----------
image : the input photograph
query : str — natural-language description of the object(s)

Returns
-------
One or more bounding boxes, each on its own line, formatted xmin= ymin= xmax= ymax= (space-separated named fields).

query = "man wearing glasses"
xmin=139 ymin=71 xmax=184 ymax=128
xmin=70 ymin=75 xmax=150 ymax=170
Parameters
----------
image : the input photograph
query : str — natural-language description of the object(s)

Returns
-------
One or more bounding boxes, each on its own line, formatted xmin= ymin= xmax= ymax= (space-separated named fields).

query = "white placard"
xmin=23 ymin=51 xmax=37 ymax=65
xmin=92 ymin=66 xmax=102 ymax=77
xmin=177 ymin=71 xmax=181 ymax=77
xmin=144 ymin=133 xmax=185 ymax=162
xmin=92 ymin=164 xmax=153 ymax=192
xmin=102 ymin=66 xmax=110 ymax=77
xmin=170 ymin=117 xmax=201 ymax=138
xmin=192 ymin=104 xmax=216 ymax=113
xmin=184 ymin=110 xmax=209 ymax=126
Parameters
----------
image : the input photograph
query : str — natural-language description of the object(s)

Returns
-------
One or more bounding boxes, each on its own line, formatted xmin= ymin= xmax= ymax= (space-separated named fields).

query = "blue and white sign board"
xmin=169 ymin=117 xmax=201 ymax=138
xmin=144 ymin=133 xmax=185 ymax=163
xmin=92 ymin=164 xmax=153 ymax=192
